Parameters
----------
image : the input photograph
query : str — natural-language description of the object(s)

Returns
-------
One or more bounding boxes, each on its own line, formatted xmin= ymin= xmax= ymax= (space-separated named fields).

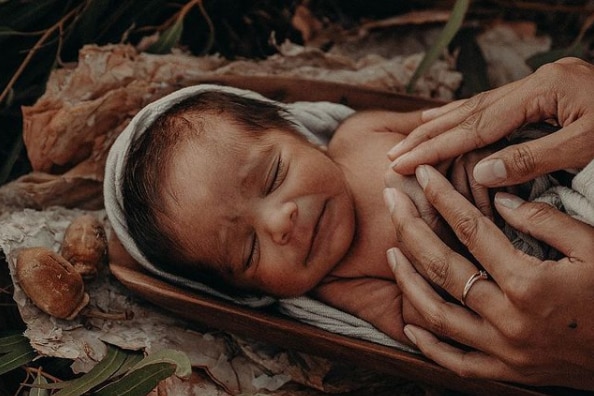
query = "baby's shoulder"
xmin=329 ymin=111 xmax=386 ymax=158
xmin=328 ymin=110 xmax=408 ymax=165
xmin=330 ymin=111 xmax=388 ymax=146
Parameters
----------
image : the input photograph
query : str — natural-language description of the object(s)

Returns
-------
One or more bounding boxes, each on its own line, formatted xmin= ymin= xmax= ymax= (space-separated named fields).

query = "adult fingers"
xmin=392 ymin=109 xmax=426 ymax=134
xmin=387 ymin=247 xmax=496 ymax=350
xmin=385 ymin=169 xmax=466 ymax=254
xmin=414 ymin=165 xmax=534 ymax=284
xmin=387 ymin=248 xmax=536 ymax=386
xmin=388 ymin=59 xmax=594 ymax=175
xmin=388 ymin=81 xmax=524 ymax=173
xmin=383 ymin=187 xmax=504 ymax=313
xmin=473 ymin=121 xmax=594 ymax=187
xmin=403 ymin=324 xmax=527 ymax=383
xmin=494 ymin=192 xmax=594 ymax=259
xmin=419 ymin=99 xmax=467 ymax=123
xmin=384 ymin=171 xmax=440 ymax=229
xmin=387 ymin=91 xmax=505 ymax=162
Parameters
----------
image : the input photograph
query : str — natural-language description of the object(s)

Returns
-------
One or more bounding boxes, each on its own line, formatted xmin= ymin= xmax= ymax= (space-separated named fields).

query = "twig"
xmin=0 ymin=2 xmax=85 ymax=105
xmin=23 ymin=365 xmax=64 ymax=383
xmin=0 ymin=283 xmax=14 ymax=294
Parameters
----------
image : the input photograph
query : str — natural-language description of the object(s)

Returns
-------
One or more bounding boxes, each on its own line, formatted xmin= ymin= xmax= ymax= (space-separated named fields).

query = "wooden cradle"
xmin=109 ymin=76 xmax=569 ymax=396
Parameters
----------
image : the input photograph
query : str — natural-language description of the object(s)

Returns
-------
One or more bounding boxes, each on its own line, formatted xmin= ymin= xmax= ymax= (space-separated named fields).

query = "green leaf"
xmin=0 ymin=341 xmax=36 ymax=375
xmin=94 ymin=362 xmax=176 ymax=396
xmin=406 ymin=0 xmax=470 ymax=93
xmin=128 ymin=349 xmax=192 ymax=379
xmin=0 ymin=333 xmax=29 ymax=353
xmin=30 ymin=372 xmax=50 ymax=396
xmin=52 ymin=344 xmax=129 ymax=395
xmin=110 ymin=349 xmax=145 ymax=378
xmin=147 ymin=17 xmax=184 ymax=54
xmin=0 ymin=26 xmax=39 ymax=36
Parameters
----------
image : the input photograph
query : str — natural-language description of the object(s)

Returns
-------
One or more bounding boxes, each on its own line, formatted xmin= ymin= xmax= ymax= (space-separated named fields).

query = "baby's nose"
xmin=267 ymin=202 xmax=297 ymax=245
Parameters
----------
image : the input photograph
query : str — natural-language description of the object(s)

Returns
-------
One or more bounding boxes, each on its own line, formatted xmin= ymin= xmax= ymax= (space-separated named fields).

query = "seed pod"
xmin=15 ymin=247 xmax=89 ymax=320
xmin=61 ymin=214 xmax=107 ymax=280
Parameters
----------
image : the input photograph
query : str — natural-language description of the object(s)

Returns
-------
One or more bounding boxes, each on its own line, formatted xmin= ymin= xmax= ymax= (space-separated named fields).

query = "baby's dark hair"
xmin=121 ymin=89 xmax=299 ymax=293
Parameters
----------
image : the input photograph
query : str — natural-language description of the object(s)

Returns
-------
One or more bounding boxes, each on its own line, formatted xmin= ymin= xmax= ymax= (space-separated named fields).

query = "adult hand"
xmin=383 ymin=165 xmax=594 ymax=390
xmin=384 ymin=164 xmax=464 ymax=254
xmin=388 ymin=57 xmax=594 ymax=187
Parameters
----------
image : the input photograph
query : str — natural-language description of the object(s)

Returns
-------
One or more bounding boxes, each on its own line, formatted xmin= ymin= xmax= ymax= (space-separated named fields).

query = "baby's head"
xmin=120 ymin=90 xmax=356 ymax=298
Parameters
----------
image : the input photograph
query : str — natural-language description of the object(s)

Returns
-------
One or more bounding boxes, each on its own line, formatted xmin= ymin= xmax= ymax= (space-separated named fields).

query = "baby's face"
xmin=162 ymin=116 xmax=356 ymax=297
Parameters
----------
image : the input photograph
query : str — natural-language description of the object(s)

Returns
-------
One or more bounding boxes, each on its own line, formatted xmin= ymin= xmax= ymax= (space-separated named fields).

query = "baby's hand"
xmin=449 ymin=146 xmax=501 ymax=220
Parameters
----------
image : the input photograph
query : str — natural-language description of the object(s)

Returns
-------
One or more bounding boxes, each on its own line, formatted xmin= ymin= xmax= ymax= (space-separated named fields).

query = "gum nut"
xmin=61 ymin=214 xmax=107 ymax=280
xmin=15 ymin=247 xmax=90 ymax=320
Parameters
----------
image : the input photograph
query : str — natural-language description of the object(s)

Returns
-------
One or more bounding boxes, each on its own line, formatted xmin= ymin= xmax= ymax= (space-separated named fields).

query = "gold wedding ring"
xmin=461 ymin=270 xmax=489 ymax=306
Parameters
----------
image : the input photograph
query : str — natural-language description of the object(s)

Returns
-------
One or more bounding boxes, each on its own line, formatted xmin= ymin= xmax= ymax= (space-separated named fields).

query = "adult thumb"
xmin=472 ymin=144 xmax=541 ymax=187
xmin=472 ymin=125 xmax=592 ymax=187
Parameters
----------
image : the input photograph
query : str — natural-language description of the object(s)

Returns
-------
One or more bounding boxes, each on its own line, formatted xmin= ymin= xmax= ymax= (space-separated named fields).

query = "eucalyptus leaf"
xmin=0 ymin=26 xmax=39 ymax=36
xmin=147 ymin=17 xmax=184 ymax=54
xmin=406 ymin=0 xmax=470 ymax=93
xmin=51 ymin=344 xmax=129 ymax=395
xmin=0 ymin=333 xmax=29 ymax=353
xmin=94 ymin=362 xmax=176 ymax=396
xmin=0 ymin=341 xmax=36 ymax=376
xmin=30 ymin=372 xmax=50 ymax=396
xmin=128 ymin=349 xmax=192 ymax=379
xmin=110 ymin=349 xmax=145 ymax=378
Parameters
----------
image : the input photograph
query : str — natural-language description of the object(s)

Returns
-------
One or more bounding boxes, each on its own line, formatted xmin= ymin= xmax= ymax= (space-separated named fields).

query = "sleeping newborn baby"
xmin=104 ymin=85 xmax=561 ymax=345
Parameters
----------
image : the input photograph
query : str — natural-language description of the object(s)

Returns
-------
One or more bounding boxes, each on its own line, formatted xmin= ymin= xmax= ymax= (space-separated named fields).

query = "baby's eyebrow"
xmin=238 ymin=143 xmax=274 ymax=194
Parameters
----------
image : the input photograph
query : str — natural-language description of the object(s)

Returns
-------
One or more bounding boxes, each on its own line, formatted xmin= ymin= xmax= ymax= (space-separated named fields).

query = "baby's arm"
xmin=312 ymin=277 xmax=410 ymax=345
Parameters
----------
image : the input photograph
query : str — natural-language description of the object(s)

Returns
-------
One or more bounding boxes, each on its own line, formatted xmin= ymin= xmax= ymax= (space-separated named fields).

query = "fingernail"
xmin=386 ymin=247 xmax=398 ymax=272
xmin=421 ymin=106 xmax=441 ymax=121
xmin=415 ymin=165 xmax=429 ymax=188
xmin=383 ymin=188 xmax=397 ymax=212
xmin=387 ymin=141 xmax=404 ymax=159
xmin=403 ymin=325 xmax=418 ymax=345
xmin=391 ymin=153 xmax=409 ymax=170
xmin=389 ymin=158 xmax=400 ymax=170
xmin=495 ymin=192 xmax=525 ymax=209
xmin=474 ymin=159 xmax=507 ymax=184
